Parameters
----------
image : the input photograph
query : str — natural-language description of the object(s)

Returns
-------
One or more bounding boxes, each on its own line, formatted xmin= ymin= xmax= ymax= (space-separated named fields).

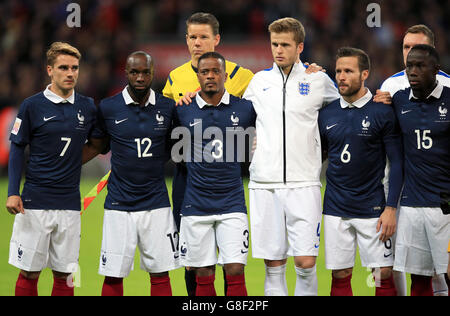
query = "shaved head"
xmin=126 ymin=51 xmax=153 ymax=69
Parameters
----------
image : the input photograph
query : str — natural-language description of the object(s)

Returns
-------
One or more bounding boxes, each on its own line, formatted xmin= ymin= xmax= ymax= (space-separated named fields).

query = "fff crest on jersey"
xmin=439 ymin=104 xmax=447 ymax=117
xmin=298 ymin=82 xmax=311 ymax=96
xmin=358 ymin=116 xmax=371 ymax=136
xmin=156 ymin=111 xmax=164 ymax=125
xmin=76 ymin=110 xmax=85 ymax=130
xmin=230 ymin=112 xmax=239 ymax=126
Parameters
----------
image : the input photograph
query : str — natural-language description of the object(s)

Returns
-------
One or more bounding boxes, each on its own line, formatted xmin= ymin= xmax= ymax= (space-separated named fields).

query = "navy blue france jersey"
xmin=10 ymin=91 xmax=96 ymax=211
xmin=319 ymin=92 xmax=403 ymax=218
xmin=92 ymin=89 xmax=175 ymax=211
xmin=174 ymin=92 xmax=256 ymax=216
xmin=392 ymin=84 xmax=450 ymax=207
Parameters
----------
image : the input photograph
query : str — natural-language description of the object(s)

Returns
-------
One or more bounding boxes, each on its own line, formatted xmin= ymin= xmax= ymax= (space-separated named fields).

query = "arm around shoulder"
xmin=82 ymin=137 xmax=109 ymax=164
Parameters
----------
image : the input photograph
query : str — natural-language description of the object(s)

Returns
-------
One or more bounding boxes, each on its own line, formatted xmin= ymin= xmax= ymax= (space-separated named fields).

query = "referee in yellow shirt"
xmin=163 ymin=13 xmax=253 ymax=103
xmin=162 ymin=12 xmax=253 ymax=296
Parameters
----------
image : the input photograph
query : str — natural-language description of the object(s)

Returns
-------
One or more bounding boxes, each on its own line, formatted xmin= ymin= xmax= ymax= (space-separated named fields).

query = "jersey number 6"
xmin=340 ymin=143 xmax=351 ymax=164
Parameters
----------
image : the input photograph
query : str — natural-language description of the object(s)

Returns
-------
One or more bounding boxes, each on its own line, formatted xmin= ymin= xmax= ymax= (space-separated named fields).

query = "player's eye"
xmin=59 ymin=65 xmax=69 ymax=70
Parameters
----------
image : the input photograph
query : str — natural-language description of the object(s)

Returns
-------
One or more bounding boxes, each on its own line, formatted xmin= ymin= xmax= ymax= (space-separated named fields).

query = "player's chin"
xmin=63 ymin=81 xmax=76 ymax=89
xmin=338 ymin=86 xmax=349 ymax=95
xmin=275 ymin=60 xmax=288 ymax=68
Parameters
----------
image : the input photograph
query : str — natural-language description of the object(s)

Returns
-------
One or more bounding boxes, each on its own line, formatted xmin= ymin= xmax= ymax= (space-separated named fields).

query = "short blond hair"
xmin=405 ymin=24 xmax=435 ymax=47
xmin=46 ymin=42 xmax=81 ymax=66
xmin=268 ymin=17 xmax=305 ymax=44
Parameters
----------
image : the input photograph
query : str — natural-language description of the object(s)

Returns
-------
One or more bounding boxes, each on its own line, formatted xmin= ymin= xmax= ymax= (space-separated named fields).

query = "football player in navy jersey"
xmin=391 ymin=44 xmax=450 ymax=296
xmin=173 ymin=52 xmax=256 ymax=296
xmin=82 ymin=51 xmax=180 ymax=296
xmin=375 ymin=25 xmax=450 ymax=296
xmin=318 ymin=47 xmax=403 ymax=296
xmin=6 ymin=42 xmax=97 ymax=296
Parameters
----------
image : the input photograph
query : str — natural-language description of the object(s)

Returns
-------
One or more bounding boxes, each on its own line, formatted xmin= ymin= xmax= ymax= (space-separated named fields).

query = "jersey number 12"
xmin=135 ymin=138 xmax=153 ymax=157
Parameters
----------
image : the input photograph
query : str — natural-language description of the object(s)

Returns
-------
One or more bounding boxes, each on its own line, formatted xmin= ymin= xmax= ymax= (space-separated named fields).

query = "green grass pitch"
xmin=0 ymin=177 xmax=409 ymax=296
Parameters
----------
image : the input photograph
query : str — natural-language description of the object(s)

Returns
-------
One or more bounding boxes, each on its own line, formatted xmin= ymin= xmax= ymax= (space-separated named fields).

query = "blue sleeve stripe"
xmin=229 ymin=65 xmax=240 ymax=79
xmin=438 ymin=70 xmax=450 ymax=78
xmin=391 ymin=70 xmax=405 ymax=78
xmin=168 ymin=75 xmax=173 ymax=85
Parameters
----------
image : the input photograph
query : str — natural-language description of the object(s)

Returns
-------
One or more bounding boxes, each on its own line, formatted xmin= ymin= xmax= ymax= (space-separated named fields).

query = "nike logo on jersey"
xmin=263 ymin=87 xmax=270 ymax=91
xmin=326 ymin=123 xmax=338 ymax=130
xmin=115 ymin=118 xmax=128 ymax=124
xmin=189 ymin=121 xmax=201 ymax=127
xmin=401 ymin=109 xmax=413 ymax=115
xmin=43 ymin=116 xmax=57 ymax=121
xmin=384 ymin=252 xmax=392 ymax=258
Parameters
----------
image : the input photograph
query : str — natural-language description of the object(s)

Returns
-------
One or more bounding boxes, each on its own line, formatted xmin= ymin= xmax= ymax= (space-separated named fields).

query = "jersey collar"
xmin=409 ymin=80 xmax=443 ymax=100
xmin=122 ymin=86 xmax=155 ymax=107
xmin=272 ymin=60 xmax=304 ymax=77
xmin=196 ymin=90 xmax=230 ymax=109
xmin=44 ymin=84 xmax=75 ymax=104
xmin=340 ymin=88 xmax=372 ymax=109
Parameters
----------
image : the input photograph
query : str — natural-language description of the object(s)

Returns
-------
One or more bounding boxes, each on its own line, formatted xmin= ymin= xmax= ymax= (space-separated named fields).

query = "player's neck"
xmin=127 ymin=86 xmax=150 ymax=106
xmin=199 ymin=90 xmax=224 ymax=106
xmin=191 ymin=59 xmax=199 ymax=70
xmin=342 ymin=87 xmax=367 ymax=104
xmin=49 ymin=84 xmax=74 ymax=99
xmin=412 ymin=81 xmax=437 ymax=100
xmin=281 ymin=64 xmax=294 ymax=76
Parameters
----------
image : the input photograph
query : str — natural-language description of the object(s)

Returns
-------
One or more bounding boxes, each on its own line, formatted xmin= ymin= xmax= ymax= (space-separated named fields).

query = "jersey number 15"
xmin=414 ymin=130 xmax=432 ymax=150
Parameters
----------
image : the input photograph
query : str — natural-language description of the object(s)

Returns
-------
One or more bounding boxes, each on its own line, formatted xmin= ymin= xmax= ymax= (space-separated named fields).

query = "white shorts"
xmin=98 ymin=208 xmax=180 ymax=278
xmin=249 ymin=186 xmax=322 ymax=260
xmin=179 ymin=212 xmax=249 ymax=267
xmin=394 ymin=206 xmax=450 ymax=276
xmin=323 ymin=215 xmax=394 ymax=270
xmin=9 ymin=209 xmax=81 ymax=273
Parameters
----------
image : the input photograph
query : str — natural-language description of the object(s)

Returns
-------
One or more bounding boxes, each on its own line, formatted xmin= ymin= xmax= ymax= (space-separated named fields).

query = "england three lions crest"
xmin=299 ymin=82 xmax=310 ymax=96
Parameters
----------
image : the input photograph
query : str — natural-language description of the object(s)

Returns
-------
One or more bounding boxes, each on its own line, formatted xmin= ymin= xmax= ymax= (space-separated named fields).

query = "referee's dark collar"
xmin=191 ymin=63 xmax=198 ymax=73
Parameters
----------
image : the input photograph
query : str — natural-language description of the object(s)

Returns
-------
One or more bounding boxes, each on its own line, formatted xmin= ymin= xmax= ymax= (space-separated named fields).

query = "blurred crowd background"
xmin=0 ymin=0 xmax=448 ymax=173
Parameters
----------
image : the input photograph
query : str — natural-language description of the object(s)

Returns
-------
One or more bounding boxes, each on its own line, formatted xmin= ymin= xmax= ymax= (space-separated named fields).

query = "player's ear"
xmin=47 ymin=65 xmax=53 ymax=78
xmin=434 ymin=63 xmax=440 ymax=75
xmin=214 ymin=34 xmax=220 ymax=47
xmin=297 ymin=42 xmax=304 ymax=55
xmin=361 ymin=69 xmax=369 ymax=81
